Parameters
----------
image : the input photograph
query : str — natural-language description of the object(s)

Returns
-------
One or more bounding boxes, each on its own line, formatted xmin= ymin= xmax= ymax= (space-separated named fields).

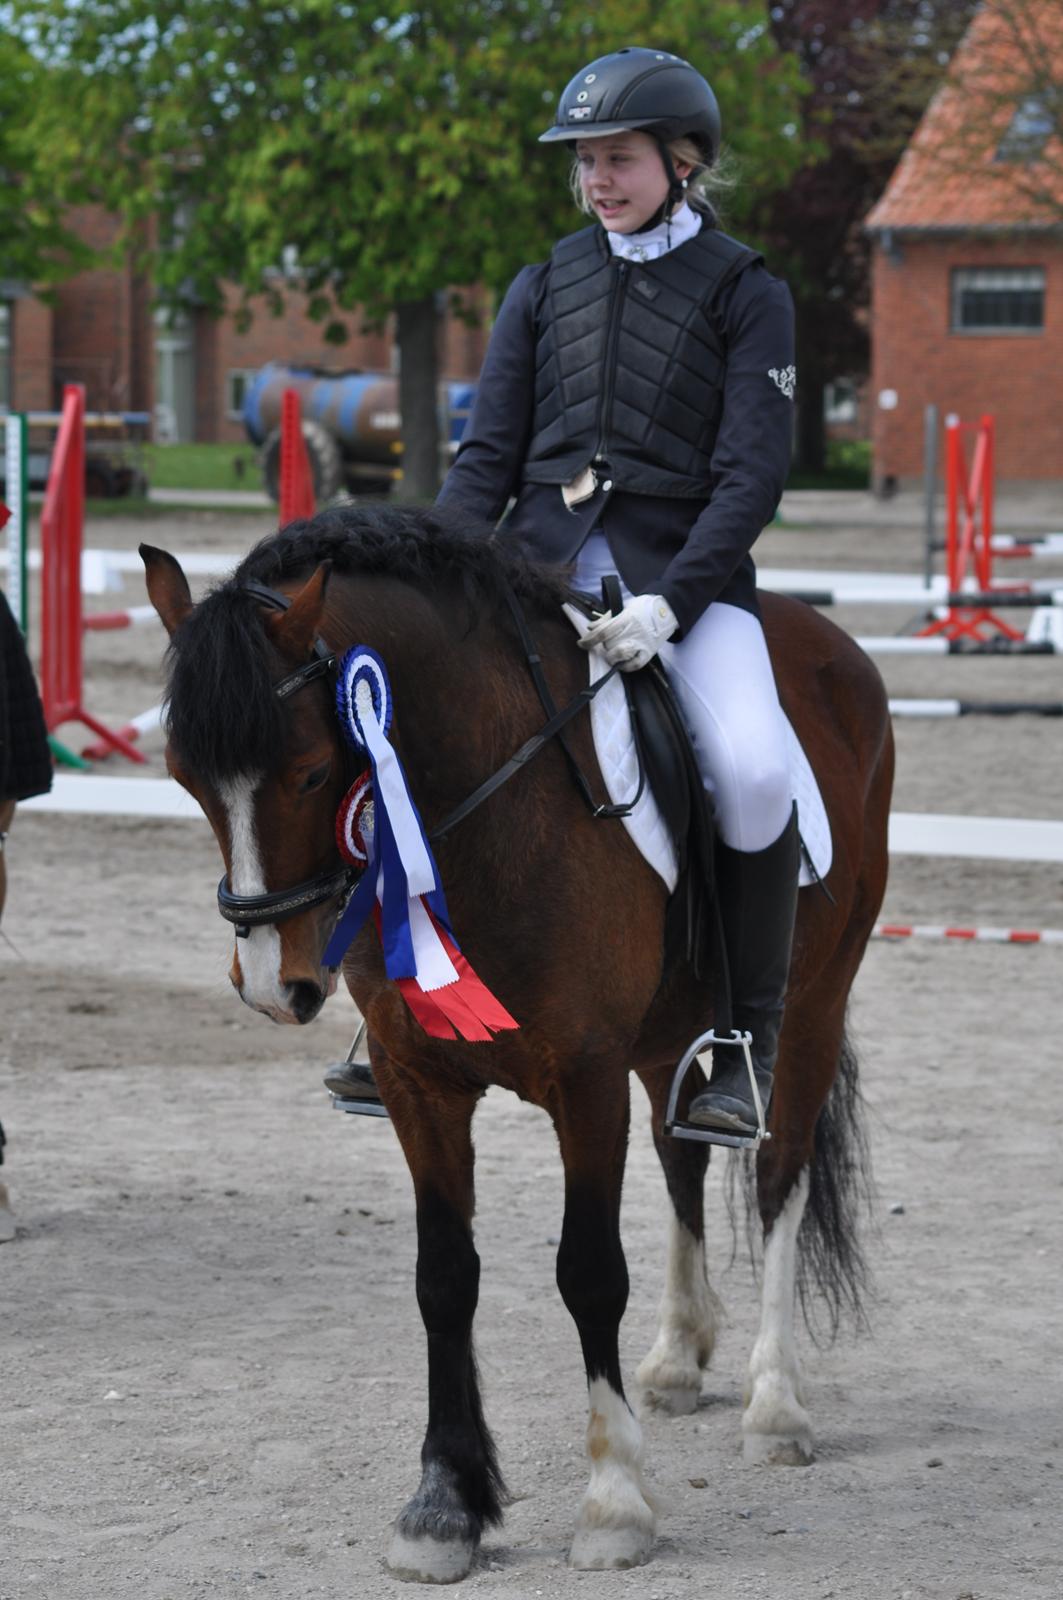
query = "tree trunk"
xmin=793 ymin=313 xmax=827 ymax=475
xmin=795 ymin=366 xmax=827 ymax=475
xmin=395 ymin=296 xmax=441 ymax=501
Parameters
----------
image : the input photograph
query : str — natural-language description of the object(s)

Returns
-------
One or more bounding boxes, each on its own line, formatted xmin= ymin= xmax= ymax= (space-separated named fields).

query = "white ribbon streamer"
xmin=354 ymin=676 xmax=436 ymax=896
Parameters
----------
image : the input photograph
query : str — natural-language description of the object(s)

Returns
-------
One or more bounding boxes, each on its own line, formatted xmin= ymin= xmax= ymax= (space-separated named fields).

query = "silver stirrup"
xmin=330 ymin=1019 xmax=390 ymax=1118
xmin=663 ymin=1028 xmax=771 ymax=1149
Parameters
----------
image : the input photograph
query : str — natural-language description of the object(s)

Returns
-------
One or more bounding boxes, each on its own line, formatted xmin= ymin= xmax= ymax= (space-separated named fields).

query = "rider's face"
xmin=576 ymin=131 xmax=687 ymax=233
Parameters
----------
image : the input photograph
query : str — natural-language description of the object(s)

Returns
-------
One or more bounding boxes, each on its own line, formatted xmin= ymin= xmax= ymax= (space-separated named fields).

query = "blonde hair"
xmin=569 ymin=134 xmax=735 ymax=225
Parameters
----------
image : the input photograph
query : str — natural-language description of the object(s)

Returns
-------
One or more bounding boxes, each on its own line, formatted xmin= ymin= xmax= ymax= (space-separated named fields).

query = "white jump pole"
xmin=2 ymin=412 xmax=29 ymax=633
xmin=859 ymin=635 xmax=1061 ymax=655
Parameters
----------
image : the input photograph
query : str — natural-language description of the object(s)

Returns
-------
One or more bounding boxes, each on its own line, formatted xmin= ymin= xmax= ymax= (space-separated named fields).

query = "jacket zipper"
xmin=594 ymin=258 xmax=628 ymax=471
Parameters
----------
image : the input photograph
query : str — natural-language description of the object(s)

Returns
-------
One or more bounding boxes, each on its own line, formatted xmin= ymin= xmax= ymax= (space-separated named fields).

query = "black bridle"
xmin=216 ymin=581 xmax=359 ymax=939
xmin=215 ymin=575 xmax=634 ymax=944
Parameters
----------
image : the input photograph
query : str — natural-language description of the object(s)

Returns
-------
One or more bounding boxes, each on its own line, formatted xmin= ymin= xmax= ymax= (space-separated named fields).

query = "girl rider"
xmin=435 ymin=47 xmax=801 ymax=1138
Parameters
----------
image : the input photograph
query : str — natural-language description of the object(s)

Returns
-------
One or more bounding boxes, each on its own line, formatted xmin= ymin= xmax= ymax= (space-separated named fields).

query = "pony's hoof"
xmin=742 ymin=1429 xmax=814 ymax=1467
xmin=636 ymin=1341 xmax=710 ymax=1416
xmin=638 ymin=1380 xmax=701 ymax=1417
xmin=0 ymin=1183 xmax=15 ymax=1244
xmin=385 ymin=1529 xmax=477 ymax=1583
xmin=569 ymin=1522 xmax=653 ymax=1570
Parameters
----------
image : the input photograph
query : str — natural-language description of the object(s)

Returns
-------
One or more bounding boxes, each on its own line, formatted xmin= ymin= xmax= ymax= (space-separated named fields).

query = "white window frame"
xmin=225 ymin=368 xmax=259 ymax=421
xmin=950 ymin=267 xmax=1045 ymax=335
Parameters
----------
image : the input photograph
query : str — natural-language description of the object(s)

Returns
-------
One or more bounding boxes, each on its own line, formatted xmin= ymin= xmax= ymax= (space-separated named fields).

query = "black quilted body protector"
xmin=523 ymin=224 xmax=761 ymax=499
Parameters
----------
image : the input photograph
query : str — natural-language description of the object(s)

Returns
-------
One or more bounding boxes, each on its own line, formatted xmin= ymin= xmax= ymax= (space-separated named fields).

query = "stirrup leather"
xmin=663 ymin=1029 xmax=772 ymax=1150
xmin=329 ymin=1019 xmax=391 ymax=1119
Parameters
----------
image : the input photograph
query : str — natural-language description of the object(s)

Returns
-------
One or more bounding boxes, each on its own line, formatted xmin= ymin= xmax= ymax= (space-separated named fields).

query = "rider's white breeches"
xmin=574 ymin=535 xmax=792 ymax=853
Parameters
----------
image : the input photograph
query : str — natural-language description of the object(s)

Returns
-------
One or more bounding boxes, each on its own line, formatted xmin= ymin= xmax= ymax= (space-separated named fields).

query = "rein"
xmin=215 ymin=573 xmax=626 ymax=939
xmin=429 ymin=571 xmax=634 ymax=842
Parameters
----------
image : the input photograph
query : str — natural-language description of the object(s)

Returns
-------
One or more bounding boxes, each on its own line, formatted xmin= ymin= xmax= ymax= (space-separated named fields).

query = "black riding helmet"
xmin=538 ymin=46 xmax=721 ymax=166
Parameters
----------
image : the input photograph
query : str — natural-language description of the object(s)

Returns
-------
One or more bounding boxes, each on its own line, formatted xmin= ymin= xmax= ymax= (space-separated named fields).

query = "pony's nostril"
xmin=288 ymin=979 xmax=325 ymax=1024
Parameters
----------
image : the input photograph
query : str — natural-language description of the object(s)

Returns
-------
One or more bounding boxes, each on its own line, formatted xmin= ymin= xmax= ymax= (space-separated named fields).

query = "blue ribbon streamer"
xmin=322 ymin=646 xmax=459 ymax=974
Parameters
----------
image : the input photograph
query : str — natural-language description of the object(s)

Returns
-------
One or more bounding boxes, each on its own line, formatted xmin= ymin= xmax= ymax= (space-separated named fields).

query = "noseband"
xmin=216 ymin=581 xmax=359 ymax=941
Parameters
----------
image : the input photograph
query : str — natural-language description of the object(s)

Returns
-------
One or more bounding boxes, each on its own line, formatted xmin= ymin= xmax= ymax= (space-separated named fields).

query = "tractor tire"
xmin=301 ymin=419 xmax=344 ymax=503
xmin=260 ymin=420 xmax=344 ymax=505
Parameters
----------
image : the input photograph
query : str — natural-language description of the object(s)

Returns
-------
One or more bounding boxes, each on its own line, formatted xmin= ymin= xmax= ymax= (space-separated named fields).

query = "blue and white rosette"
xmin=322 ymin=647 xmax=517 ymax=1041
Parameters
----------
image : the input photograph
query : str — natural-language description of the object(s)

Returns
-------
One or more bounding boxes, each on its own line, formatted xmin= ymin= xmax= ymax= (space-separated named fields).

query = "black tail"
xmin=727 ymin=1020 xmax=875 ymax=1341
xmin=797 ymin=1025 xmax=875 ymax=1340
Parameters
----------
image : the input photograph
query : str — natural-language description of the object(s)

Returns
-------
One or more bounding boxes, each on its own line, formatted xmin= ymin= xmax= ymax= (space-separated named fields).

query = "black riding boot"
xmin=323 ymin=1020 xmax=382 ymax=1102
xmin=688 ymin=806 xmax=800 ymax=1137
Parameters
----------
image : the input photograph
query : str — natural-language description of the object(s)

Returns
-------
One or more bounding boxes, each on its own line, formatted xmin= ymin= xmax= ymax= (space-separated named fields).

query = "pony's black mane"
xmin=165 ymin=502 xmax=571 ymax=785
xmin=233 ymin=502 xmax=569 ymax=608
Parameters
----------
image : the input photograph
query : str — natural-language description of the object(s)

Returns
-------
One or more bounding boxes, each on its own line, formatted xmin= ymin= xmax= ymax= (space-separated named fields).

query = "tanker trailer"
xmin=242 ymin=362 xmax=476 ymax=501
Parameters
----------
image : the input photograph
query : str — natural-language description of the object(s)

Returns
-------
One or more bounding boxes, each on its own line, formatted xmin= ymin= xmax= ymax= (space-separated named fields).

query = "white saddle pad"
xmin=563 ymin=606 xmax=832 ymax=893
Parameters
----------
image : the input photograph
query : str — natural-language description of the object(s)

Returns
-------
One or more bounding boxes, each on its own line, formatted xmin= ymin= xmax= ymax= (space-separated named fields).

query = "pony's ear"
xmin=264 ymin=562 xmax=332 ymax=658
xmin=140 ymin=544 xmax=193 ymax=637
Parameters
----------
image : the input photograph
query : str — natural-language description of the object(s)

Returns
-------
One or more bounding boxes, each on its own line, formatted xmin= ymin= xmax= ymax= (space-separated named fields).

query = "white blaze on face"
xmin=218 ymin=774 xmax=289 ymax=1016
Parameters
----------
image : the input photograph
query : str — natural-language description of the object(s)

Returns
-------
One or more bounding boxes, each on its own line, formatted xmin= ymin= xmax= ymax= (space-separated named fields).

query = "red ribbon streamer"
xmin=395 ymin=905 xmax=518 ymax=1042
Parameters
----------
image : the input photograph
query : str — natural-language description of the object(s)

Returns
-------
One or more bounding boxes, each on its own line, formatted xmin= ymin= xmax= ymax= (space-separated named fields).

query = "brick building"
xmin=865 ymin=0 xmax=1063 ymax=489
xmin=1 ymin=206 xmax=489 ymax=443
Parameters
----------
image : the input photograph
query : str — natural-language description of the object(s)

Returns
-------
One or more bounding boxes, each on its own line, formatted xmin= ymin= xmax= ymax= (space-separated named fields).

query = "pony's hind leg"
xmin=743 ymin=990 xmax=868 ymax=1466
xmin=634 ymin=1063 xmax=723 ymax=1415
xmin=552 ymin=1076 xmax=656 ymax=1571
xmin=0 ymin=1121 xmax=13 ymax=1244
xmin=743 ymin=1162 xmax=813 ymax=1465
xmin=383 ymin=1076 xmax=504 ymax=1583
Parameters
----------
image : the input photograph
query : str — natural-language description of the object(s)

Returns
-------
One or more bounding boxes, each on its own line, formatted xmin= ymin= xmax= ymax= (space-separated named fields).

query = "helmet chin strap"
xmin=630 ymin=137 xmax=688 ymax=244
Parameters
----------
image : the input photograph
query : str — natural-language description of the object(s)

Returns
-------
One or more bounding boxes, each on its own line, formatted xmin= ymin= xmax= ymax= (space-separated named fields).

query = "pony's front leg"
xmin=553 ymin=1079 xmax=655 ymax=1571
xmin=384 ymin=1080 xmax=503 ymax=1583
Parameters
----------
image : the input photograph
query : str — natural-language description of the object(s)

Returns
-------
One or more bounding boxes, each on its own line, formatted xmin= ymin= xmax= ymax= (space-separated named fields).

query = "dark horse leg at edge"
xmin=142 ymin=503 xmax=893 ymax=1580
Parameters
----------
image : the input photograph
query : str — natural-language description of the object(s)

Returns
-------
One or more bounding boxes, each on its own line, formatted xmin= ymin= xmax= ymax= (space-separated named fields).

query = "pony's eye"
xmin=298 ymin=761 xmax=331 ymax=795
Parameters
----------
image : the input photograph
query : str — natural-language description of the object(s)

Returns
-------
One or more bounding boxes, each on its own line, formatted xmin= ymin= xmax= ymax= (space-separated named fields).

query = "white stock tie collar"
xmin=607 ymin=201 xmax=702 ymax=263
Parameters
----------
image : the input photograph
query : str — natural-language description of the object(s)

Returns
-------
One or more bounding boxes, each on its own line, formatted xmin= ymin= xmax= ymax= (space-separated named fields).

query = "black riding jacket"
xmin=0 ymin=590 xmax=52 ymax=803
xmin=437 ymin=219 xmax=795 ymax=637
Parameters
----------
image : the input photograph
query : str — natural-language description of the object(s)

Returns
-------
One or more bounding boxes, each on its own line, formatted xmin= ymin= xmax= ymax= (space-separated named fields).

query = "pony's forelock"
xmin=165 ymin=587 xmax=287 ymax=786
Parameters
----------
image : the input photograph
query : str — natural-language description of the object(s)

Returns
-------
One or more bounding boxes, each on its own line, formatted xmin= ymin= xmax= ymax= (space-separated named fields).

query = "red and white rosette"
xmin=335 ymin=771 xmax=375 ymax=867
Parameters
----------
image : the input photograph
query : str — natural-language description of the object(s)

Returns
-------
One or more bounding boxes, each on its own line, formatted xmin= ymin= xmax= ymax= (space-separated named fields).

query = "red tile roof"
xmin=866 ymin=0 xmax=1063 ymax=231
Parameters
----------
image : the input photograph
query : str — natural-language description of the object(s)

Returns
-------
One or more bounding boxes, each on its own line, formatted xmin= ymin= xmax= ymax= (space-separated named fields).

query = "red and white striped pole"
xmin=873 ymin=923 xmax=1062 ymax=946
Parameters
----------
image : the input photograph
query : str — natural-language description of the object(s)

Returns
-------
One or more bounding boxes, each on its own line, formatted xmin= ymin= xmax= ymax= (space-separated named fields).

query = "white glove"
xmin=578 ymin=592 xmax=678 ymax=671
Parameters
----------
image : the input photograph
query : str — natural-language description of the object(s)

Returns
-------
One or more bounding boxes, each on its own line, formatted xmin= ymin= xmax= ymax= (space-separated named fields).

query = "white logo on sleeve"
xmin=768 ymin=365 xmax=796 ymax=400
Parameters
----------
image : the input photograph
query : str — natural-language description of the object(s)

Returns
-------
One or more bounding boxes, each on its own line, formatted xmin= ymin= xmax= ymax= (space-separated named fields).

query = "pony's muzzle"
xmin=229 ymin=970 xmax=328 ymax=1026
xmin=228 ymin=935 xmax=332 ymax=1026
xmin=285 ymin=977 xmax=329 ymax=1025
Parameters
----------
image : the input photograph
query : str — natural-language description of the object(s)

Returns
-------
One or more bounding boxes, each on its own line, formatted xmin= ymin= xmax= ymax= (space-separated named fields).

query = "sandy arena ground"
xmin=2 ymin=498 xmax=1061 ymax=1600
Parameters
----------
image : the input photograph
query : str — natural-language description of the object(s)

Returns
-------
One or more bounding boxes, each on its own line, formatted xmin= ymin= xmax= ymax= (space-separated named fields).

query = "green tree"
xmin=0 ymin=35 xmax=91 ymax=291
xmin=750 ymin=0 xmax=977 ymax=474
xmin=13 ymin=0 xmax=804 ymax=493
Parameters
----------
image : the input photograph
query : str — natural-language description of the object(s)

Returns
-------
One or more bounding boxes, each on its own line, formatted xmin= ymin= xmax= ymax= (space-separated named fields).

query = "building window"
xmin=951 ymin=268 xmax=1044 ymax=333
xmin=825 ymin=379 xmax=858 ymax=426
xmin=996 ymin=96 xmax=1056 ymax=163
xmin=225 ymin=368 xmax=258 ymax=421
xmin=0 ymin=304 xmax=10 ymax=411
xmin=154 ymin=307 xmax=196 ymax=442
